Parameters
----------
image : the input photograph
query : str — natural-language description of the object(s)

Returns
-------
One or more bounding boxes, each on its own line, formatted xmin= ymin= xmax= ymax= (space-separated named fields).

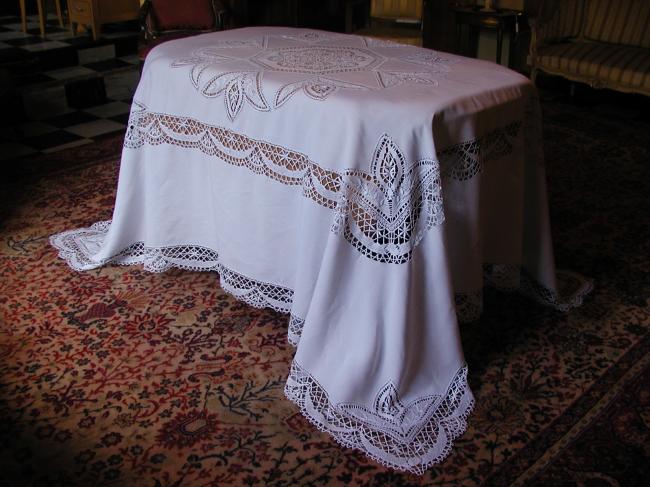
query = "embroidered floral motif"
xmin=170 ymin=32 xmax=457 ymax=118
xmin=363 ymin=36 xmax=407 ymax=48
xmin=376 ymin=71 xmax=440 ymax=88
xmin=281 ymin=31 xmax=346 ymax=44
xmin=171 ymin=47 xmax=233 ymax=87
xmin=172 ymin=49 xmax=270 ymax=120
xmin=402 ymin=50 xmax=456 ymax=70
xmin=274 ymin=77 xmax=367 ymax=107
xmin=331 ymin=134 xmax=444 ymax=264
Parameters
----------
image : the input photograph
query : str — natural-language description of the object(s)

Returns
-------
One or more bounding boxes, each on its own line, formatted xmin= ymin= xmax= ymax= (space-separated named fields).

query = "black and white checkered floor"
xmin=1 ymin=13 xmax=141 ymax=160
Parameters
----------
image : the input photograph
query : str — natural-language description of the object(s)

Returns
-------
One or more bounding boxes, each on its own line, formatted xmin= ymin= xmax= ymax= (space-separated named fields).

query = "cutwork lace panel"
xmin=170 ymin=34 xmax=455 ymax=117
xmin=125 ymin=104 xmax=448 ymax=264
xmin=124 ymin=103 xmax=522 ymax=264
xmin=285 ymin=361 xmax=474 ymax=474
xmin=331 ymin=135 xmax=444 ymax=264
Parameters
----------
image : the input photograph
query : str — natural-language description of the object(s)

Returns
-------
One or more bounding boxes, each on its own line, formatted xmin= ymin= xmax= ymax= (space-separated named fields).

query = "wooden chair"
xmin=139 ymin=0 xmax=230 ymax=64
xmin=19 ymin=0 xmax=64 ymax=38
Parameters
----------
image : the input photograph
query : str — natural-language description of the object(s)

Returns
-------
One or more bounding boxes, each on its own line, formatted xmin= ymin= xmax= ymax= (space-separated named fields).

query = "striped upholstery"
xmin=370 ymin=0 xmax=422 ymax=21
xmin=537 ymin=42 xmax=650 ymax=95
xmin=538 ymin=0 xmax=585 ymax=42
xmin=584 ymin=0 xmax=650 ymax=48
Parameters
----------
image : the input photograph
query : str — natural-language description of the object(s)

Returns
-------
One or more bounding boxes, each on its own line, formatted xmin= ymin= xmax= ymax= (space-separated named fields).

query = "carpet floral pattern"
xmin=0 ymin=96 xmax=649 ymax=486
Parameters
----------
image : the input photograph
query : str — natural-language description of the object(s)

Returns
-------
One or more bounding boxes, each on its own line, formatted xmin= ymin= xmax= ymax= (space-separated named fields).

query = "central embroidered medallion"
xmin=250 ymin=46 xmax=383 ymax=75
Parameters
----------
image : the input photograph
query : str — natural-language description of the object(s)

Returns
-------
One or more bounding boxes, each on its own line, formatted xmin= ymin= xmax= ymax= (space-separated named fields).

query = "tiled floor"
xmin=0 ymin=14 xmax=141 ymax=160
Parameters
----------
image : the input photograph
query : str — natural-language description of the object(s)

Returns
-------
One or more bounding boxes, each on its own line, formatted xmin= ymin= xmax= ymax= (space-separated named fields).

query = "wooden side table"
xmin=454 ymin=6 xmax=523 ymax=68
xmin=69 ymin=0 xmax=140 ymax=41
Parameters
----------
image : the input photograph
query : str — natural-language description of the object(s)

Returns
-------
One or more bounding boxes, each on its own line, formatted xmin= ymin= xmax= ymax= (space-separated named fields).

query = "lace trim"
xmin=125 ymin=104 xmax=522 ymax=263
xmin=483 ymin=264 xmax=593 ymax=312
xmin=50 ymin=222 xmax=294 ymax=314
xmin=125 ymin=104 xmax=445 ymax=264
xmin=52 ymin=224 xmax=475 ymax=473
xmin=363 ymin=36 xmax=407 ymax=48
xmin=439 ymin=121 xmax=522 ymax=180
xmin=287 ymin=315 xmax=304 ymax=347
xmin=273 ymin=77 xmax=368 ymax=108
xmin=281 ymin=31 xmax=348 ymax=44
xmin=54 ymin=225 xmax=590 ymax=357
xmin=284 ymin=361 xmax=474 ymax=474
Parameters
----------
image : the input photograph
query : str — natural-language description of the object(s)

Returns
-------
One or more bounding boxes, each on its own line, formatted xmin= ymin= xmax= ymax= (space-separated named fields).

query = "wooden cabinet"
xmin=423 ymin=0 xmax=479 ymax=51
xmin=69 ymin=0 xmax=140 ymax=41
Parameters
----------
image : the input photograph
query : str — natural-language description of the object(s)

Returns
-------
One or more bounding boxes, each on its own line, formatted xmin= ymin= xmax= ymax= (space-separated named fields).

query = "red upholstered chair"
xmin=138 ymin=0 xmax=230 ymax=63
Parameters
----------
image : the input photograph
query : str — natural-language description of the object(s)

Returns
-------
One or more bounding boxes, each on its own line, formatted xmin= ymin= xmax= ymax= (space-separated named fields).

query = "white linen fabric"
xmin=51 ymin=27 xmax=592 ymax=474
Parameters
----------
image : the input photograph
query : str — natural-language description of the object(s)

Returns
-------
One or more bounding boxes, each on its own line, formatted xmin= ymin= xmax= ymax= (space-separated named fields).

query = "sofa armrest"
xmin=529 ymin=0 xmax=585 ymax=61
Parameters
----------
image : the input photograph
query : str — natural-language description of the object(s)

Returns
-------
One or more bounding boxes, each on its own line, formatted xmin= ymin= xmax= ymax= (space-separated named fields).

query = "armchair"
xmin=138 ymin=0 xmax=230 ymax=63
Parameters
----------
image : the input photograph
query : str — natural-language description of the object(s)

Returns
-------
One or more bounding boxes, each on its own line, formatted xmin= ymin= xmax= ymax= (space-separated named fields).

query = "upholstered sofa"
xmin=529 ymin=0 xmax=650 ymax=96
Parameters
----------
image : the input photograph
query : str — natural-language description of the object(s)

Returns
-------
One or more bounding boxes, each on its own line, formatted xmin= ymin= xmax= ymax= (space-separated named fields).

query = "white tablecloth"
xmin=51 ymin=27 xmax=591 ymax=474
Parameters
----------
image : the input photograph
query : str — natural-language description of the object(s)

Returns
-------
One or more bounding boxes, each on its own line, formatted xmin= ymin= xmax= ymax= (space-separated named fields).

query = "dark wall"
xmin=229 ymin=0 xmax=369 ymax=32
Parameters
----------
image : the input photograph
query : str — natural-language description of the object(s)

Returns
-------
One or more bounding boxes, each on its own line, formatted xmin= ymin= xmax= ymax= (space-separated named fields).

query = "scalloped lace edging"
xmin=449 ymin=266 xmax=594 ymax=325
xmin=49 ymin=221 xmax=294 ymax=314
xmin=284 ymin=361 xmax=475 ymax=475
xmin=51 ymin=223 xmax=475 ymax=473
xmin=483 ymin=264 xmax=594 ymax=312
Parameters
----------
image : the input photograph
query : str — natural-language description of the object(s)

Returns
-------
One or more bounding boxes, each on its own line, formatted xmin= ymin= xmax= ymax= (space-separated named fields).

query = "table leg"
xmin=19 ymin=0 xmax=27 ymax=33
xmin=55 ymin=0 xmax=64 ymax=28
xmin=469 ymin=26 xmax=480 ymax=58
xmin=496 ymin=26 xmax=503 ymax=65
xmin=508 ymin=30 xmax=515 ymax=68
xmin=92 ymin=20 xmax=100 ymax=41
xmin=36 ymin=0 xmax=45 ymax=37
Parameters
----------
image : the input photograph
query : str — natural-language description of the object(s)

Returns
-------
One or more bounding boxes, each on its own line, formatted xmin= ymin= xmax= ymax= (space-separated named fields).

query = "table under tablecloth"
xmin=51 ymin=27 xmax=592 ymax=474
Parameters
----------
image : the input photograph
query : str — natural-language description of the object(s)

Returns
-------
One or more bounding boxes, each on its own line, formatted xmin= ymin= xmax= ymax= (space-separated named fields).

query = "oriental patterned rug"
xmin=0 ymin=96 xmax=648 ymax=487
